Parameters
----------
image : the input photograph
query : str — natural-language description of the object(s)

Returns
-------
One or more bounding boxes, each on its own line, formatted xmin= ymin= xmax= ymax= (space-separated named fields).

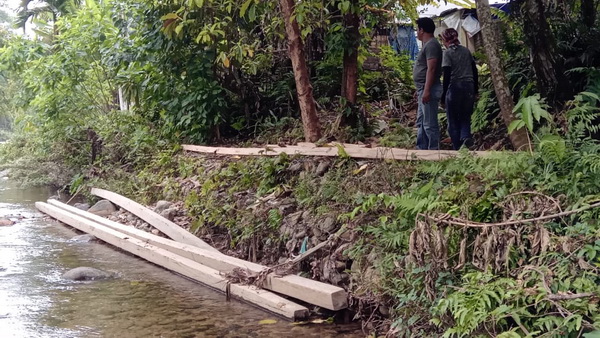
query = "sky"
xmin=2 ymin=0 xmax=18 ymax=11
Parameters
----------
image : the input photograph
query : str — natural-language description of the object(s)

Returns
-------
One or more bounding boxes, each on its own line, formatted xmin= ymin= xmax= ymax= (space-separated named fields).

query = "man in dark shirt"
xmin=413 ymin=17 xmax=443 ymax=150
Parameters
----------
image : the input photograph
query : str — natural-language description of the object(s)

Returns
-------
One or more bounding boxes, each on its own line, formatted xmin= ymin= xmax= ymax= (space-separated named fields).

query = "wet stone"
xmin=0 ymin=218 xmax=15 ymax=226
xmin=69 ymin=234 xmax=97 ymax=243
xmin=62 ymin=267 xmax=115 ymax=281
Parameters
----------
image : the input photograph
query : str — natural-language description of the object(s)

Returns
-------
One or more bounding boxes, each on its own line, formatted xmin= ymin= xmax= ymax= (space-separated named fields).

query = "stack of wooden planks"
xmin=183 ymin=142 xmax=491 ymax=161
xmin=36 ymin=189 xmax=348 ymax=321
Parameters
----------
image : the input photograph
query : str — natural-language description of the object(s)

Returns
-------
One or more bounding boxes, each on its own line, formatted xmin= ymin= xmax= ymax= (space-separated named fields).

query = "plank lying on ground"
xmin=183 ymin=144 xmax=489 ymax=161
xmin=36 ymin=202 xmax=309 ymax=320
xmin=48 ymin=199 xmax=348 ymax=311
xmin=90 ymin=188 xmax=218 ymax=253
xmin=296 ymin=142 xmax=369 ymax=149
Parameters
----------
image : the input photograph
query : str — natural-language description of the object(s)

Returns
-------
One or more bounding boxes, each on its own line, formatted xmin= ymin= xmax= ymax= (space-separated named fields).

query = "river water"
xmin=0 ymin=176 xmax=361 ymax=337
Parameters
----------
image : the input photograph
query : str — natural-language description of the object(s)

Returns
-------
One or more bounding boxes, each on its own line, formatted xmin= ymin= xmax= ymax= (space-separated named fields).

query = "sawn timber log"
xmin=36 ymin=202 xmax=309 ymax=320
xmin=90 ymin=188 xmax=218 ymax=253
xmin=182 ymin=144 xmax=490 ymax=161
xmin=47 ymin=199 xmax=348 ymax=311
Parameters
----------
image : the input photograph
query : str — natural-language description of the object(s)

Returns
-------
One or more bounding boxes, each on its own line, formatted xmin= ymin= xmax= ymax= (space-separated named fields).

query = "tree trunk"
xmin=279 ymin=0 xmax=322 ymax=142
xmin=341 ymin=5 xmax=359 ymax=105
xmin=340 ymin=1 xmax=363 ymax=128
xmin=520 ymin=0 xmax=571 ymax=103
xmin=475 ymin=0 xmax=531 ymax=151
xmin=517 ymin=0 xmax=571 ymax=103
xmin=581 ymin=0 xmax=596 ymax=28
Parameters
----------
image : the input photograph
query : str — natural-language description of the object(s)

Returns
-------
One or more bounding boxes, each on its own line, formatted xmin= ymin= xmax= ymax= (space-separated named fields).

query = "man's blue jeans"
xmin=416 ymin=83 xmax=442 ymax=150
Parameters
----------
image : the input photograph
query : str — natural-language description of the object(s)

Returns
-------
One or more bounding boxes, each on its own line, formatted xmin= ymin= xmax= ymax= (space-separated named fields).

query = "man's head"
xmin=416 ymin=17 xmax=435 ymax=41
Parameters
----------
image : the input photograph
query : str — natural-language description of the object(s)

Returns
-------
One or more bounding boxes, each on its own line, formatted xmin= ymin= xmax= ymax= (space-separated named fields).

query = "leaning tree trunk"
xmin=279 ymin=0 xmax=322 ymax=142
xmin=520 ymin=0 xmax=571 ymax=103
xmin=581 ymin=0 xmax=596 ymax=27
xmin=340 ymin=1 xmax=363 ymax=128
xmin=475 ymin=0 xmax=531 ymax=151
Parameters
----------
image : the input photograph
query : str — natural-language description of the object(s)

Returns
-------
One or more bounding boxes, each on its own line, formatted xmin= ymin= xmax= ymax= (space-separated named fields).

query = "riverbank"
xmin=0 ymin=177 xmax=362 ymax=337
xmin=75 ymin=146 xmax=600 ymax=335
xmin=3 ymin=135 xmax=600 ymax=335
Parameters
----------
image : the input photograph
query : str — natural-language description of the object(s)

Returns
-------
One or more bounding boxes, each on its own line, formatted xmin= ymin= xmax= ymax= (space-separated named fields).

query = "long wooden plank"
xmin=90 ymin=188 xmax=218 ymax=253
xmin=48 ymin=199 xmax=348 ymax=311
xmin=36 ymin=202 xmax=309 ymax=320
xmin=182 ymin=144 xmax=490 ymax=161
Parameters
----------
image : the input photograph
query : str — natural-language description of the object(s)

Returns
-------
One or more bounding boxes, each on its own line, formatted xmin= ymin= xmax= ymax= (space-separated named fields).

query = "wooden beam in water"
xmin=47 ymin=199 xmax=348 ymax=311
xmin=36 ymin=202 xmax=309 ymax=320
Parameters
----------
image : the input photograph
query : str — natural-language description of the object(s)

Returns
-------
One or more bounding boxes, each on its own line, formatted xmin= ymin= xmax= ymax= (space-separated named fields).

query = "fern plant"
xmin=566 ymin=92 xmax=600 ymax=141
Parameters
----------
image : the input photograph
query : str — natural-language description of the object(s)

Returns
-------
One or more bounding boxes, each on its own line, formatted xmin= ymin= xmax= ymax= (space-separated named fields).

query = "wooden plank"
xmin=296 ymin=142 xmax=369 ymax=148
xmin=182 ymin=144 xmax=490 ymax=161
xmin=90 ymin=188 xmax=218 ymax=253
xmin=48 ymin=199 xmax=348 ymax=311
xmin=36 ymin=202 xmax=309 ymax=320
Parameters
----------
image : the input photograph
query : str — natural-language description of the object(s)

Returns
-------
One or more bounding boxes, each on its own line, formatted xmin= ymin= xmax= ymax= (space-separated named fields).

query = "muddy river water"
xmin=0 ymin=177 xmax=361 ymax=337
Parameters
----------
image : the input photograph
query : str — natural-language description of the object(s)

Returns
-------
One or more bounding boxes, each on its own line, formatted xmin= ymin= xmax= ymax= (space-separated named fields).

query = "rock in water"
xmin=69 ymin=234 xmax=97 ymax=243
xmin=88 ymin=200 xmax=117 ymax=217
xmin=62 ymin=267 xmax=114 ymax=281
xmin=0 ymin=218 xmax=14 ymax=226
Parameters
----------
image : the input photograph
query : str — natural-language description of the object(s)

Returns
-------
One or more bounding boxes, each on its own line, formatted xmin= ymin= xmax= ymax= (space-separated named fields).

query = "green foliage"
xmin=509 ymin=94 xmax=552 ymax=134
xmin=344 ymin=129 xmax=600 ymax=335
xmin=565 ymin=70 xmax=600 ymax=140
xmin=470 ymin=64 xmax=499 ymax=133
xmin=433 ymin=272 xmax=531 ymax=337
xmin=378 ymin=123 xmax=415 ymax=148
xmin=358 ymin=45 xmax=414 ymax=104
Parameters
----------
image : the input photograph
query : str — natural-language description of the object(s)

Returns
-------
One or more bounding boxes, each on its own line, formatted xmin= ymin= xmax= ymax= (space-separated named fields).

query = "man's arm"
xmin=422 ymin=58 xmax=438 ymax=103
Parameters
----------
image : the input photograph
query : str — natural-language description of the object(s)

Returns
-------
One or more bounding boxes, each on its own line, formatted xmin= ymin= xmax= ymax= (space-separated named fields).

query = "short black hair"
xmin=416 ymin=17 xmax=435 ymax=34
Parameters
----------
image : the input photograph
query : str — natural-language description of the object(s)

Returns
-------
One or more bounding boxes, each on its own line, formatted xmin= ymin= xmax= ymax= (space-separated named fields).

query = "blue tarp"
xmin=490 ymin=2 xmax=511 ymax=13
xmin=389 ymin=25 xmax=419 ymax=61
